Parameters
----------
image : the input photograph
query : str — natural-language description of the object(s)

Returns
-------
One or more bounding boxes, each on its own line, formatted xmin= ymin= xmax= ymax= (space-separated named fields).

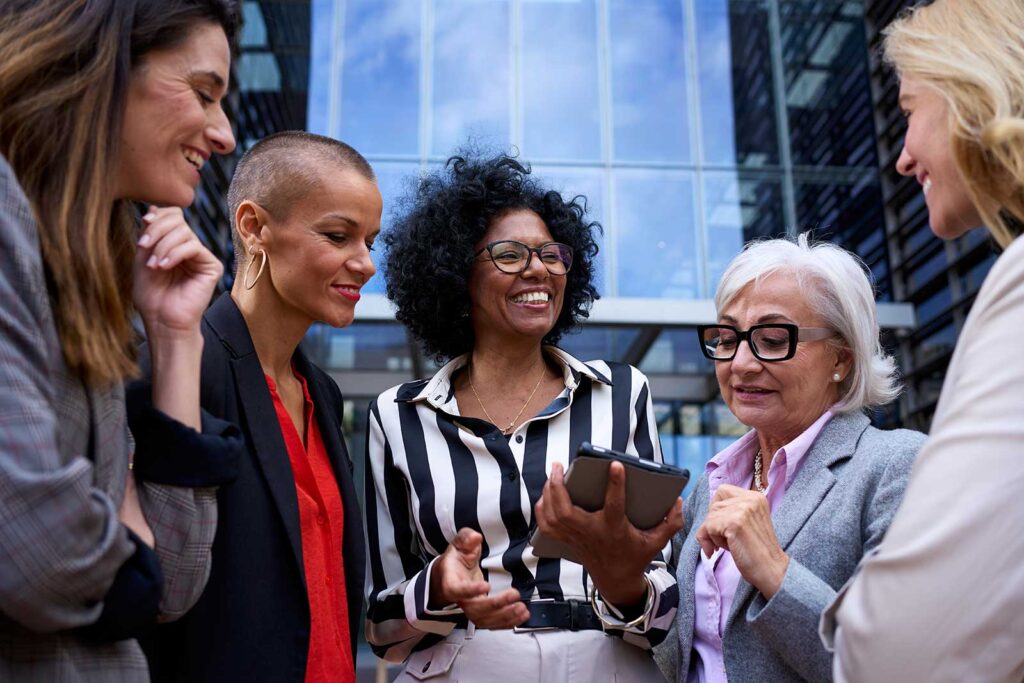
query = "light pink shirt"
xmin=688 ymin=410 xmax=834 ymax=683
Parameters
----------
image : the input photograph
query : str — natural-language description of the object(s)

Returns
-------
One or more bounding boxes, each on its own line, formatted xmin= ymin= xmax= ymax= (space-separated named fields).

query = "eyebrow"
xmin=315 ymin=214 xmax=359 ymax=228
xmin=190 ymin=69 xmax=226 ymax=90
xmin=719 ymin=313 xmax=794 ymax=325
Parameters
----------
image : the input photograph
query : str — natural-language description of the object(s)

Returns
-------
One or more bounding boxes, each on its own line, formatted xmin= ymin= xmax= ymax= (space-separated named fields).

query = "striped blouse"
xmin=363 ymin=346 xmax=678 ymax=663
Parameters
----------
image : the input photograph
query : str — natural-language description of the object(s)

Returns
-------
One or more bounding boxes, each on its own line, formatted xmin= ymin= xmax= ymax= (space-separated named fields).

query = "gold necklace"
xmin=468 ymin=361 xmax=547 ymax=435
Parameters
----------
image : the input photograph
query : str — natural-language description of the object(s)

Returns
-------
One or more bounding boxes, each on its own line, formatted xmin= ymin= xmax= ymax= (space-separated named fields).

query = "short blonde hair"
xmin=715 ymin=235 xmax=901 ymax=413
xmin=884 ymin=0 xmax=1024 ymax=248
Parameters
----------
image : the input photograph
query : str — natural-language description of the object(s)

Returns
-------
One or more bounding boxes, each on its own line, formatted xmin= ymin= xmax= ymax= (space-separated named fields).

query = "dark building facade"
xmin=189 ymin=0 xmax=312 ymax=286
xmin=864 ymin=0 xmax=998 ymax=430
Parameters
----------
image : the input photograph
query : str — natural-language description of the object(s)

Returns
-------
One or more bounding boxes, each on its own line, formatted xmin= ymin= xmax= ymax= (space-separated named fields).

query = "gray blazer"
xmin=656 ymin=412 xmax=924 ymax=683
xmin=0 ymin=156 xmax=219 ymax=680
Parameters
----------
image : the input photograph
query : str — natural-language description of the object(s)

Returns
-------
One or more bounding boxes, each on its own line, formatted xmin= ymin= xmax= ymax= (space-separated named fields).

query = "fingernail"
xmin=138 ymin=234 xmax=152 ymax=247
xmin=159 ymin=257 xmax=170 ymax=267
xmin=142 ymin=213 xmax=156 ymax=222
xmin=146 ymin=255 xmax=157 ymax=267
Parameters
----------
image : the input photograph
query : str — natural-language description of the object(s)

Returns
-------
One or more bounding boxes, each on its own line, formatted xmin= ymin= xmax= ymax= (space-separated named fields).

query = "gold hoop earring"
xmin=243 ymin=249 xmax=268 ymax=290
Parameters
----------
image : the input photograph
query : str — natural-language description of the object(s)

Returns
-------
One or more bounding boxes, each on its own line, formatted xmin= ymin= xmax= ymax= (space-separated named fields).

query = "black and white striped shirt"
xmin=363 ymin=346 xmax=678 ymax=663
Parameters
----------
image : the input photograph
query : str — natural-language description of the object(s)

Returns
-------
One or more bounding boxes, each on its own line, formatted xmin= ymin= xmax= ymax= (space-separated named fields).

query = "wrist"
xmin=591 ymin=574 xmax=648 ymax=609
xmin=756 ymin=552 xmax=790 ymax=599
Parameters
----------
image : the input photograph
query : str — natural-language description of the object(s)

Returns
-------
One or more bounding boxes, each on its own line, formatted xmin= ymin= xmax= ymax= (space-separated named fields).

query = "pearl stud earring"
xmin=832 ymin=373 xmax=842 ymax=382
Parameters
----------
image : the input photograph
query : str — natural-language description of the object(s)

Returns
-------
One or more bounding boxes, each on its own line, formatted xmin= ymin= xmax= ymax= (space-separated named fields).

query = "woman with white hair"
xmin=823 ymin=1 xmax=1024 ymax=680
xmin=663 ymin=235 xmax=925 ymax=683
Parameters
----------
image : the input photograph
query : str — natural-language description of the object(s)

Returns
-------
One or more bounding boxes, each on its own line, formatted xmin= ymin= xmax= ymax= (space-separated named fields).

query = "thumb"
xmin=452 ymin=527 xmax=483 ymax=566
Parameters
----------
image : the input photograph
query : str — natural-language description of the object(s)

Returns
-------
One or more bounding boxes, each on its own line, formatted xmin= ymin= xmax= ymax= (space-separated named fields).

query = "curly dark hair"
xmin=384 ymin=152 xmax=601 ymax=361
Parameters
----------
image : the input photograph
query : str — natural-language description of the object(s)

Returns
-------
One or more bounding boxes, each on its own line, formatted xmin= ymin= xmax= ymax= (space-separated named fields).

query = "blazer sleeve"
xmin=746 ymin=429 xmax=921 ymax=683
xmin=125 ymin=343 xmax=243 ymax=621
xmin=363 ymin=398 xmax=460 ymax=663
xmin=825 ymin=239 xmax=1024 ymax=683
xmin=590 ymin=369 xmax=679 ymax=650
xmin=0 ymin=162 xmax=135 ymax=632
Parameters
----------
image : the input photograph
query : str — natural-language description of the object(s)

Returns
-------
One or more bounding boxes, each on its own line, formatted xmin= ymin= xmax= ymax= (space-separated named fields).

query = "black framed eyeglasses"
xmin=696 ymin=324 xmax=835 ymax=362
xmin=474 ymin=240 xmax=574 ymax=275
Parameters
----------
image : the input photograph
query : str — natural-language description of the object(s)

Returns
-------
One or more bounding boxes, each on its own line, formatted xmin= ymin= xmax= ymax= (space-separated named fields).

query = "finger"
xmin=695 ymin=524 xmax=717 ymax=557
xmin=150 ymin=236 xmax=203 ymax=270
xmin=138 ymin=210 xmax=190 ymax=249
xmin=467 ymin=601 xmax=530 ymax=630
xmin=452 ymin=528 xmax=483 ymax=565
xmin=602 ymin=461 xmax=627 ymax=523
xmin=646 ymin=497 xmax=684 ymax=548
xmin=443 ymin=576 xmax=490 ymax=602
xmin=714 ymin=484 xmax=745 ymax=502
xmin=545 ymin=462 xmax=576 ymax=515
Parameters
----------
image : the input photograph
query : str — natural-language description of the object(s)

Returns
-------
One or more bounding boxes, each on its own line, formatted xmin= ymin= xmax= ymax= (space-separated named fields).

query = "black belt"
xmin=513 ymin=599 xmax=603 ymax=633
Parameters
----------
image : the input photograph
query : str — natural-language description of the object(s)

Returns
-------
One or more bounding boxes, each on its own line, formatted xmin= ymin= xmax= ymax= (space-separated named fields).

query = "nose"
xmin=207 ymin=104 xmax=236 ymax=156
xmin=729 ymin=337 xmax=763 ymax=376
xmin=521 ymin=249 xmax=550 ymax=279
xmin=349 ymin=243 xmax=376 ymax=282
xmin=895 ymin=142 xmax=916 ymax=177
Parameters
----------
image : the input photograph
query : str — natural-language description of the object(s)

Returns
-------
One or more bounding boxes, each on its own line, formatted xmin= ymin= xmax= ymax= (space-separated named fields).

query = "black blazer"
xmin=143 ymin=293 xmax=365 ymax=682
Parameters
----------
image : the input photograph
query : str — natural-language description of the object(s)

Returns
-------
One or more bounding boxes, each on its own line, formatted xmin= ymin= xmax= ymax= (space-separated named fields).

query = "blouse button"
xmin=507 ymin=470 xmax=519 ymax=482
xmin=317 ymin=515 xmax=326 ymax=526
xmin=515 ymin=435 xmax=524 ymax=443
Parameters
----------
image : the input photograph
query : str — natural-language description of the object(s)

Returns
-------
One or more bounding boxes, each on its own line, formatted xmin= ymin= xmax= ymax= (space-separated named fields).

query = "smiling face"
xmin=116 ymin=22 xmax=236 ymax=207
xmin=716 ymin=273 xmax=851 ymax=445
xmin=468 ymin=209 xmax=567 ymax=346
xmin=252 ymin=167 xmax=382 ymax=328
xmin=895 ymin=78 xmax=982 ymax=239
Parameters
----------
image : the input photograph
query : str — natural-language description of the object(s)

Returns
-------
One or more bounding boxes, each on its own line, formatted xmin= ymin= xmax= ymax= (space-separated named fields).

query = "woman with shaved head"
xmin=142 ymin=131 xmax=382 ymax=683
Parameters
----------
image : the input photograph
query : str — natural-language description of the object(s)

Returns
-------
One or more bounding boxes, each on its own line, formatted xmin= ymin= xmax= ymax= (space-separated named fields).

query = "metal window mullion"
xmin=328 ymin=0 xmax=347 ymax=139
xmin=683 ymin=0 xmax=709 ymax=298
xmin=766 ymin=0 xmax=798 ymax=235
xmin=597 ymin=0 xmax=617 ymax=297
xmin=419 ymin=0 xmax=434 ymax=169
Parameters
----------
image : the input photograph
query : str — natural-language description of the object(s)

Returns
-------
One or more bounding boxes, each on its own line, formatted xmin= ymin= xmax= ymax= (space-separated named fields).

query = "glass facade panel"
xmin=533 ymin=165 xmax=607 ymax=290
xmin=703 ymin=172 xmax=785 ymax=293
xmin=335 ymin=0 xmax=421 ymax=154
xmin=366 ymin=161 xmax=422 ymax=294
xmin=615 ymin=169 xmax=700 ymax=298
xmin=432 ymin=0 xmax=512 ymax=156
xmin=696 ymin=0 xmax=779 ymax=166
xmin=521 ymin=1 xmax=601 ymax=161
xmin=609 ymin=0 xmax=690 ymax=162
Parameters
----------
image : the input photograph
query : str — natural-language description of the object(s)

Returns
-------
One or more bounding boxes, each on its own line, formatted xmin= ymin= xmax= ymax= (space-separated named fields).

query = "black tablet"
xmin=529 ymin=442 xmax=689 ymax=564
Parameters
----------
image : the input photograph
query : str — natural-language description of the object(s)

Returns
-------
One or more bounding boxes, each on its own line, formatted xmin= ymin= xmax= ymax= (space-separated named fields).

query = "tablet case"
xmin=529 ymin=443 xmax=689 ymax=564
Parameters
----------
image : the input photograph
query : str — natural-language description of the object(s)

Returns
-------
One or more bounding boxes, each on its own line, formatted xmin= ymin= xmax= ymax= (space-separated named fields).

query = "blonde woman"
xmin=822 ymin=1 xmax=1024 ymax=680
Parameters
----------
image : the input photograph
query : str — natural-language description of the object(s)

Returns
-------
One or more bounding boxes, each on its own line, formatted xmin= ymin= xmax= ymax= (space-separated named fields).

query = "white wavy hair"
xmin=714 ymin=234 xmax=901 ymax=413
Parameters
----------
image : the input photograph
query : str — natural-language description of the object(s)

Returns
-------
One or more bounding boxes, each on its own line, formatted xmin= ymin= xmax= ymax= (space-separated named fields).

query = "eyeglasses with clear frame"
xmin=474 ymin=240 xmax=574 ymax=275
xmin=696 ymin=323 xmax=835 ymax=362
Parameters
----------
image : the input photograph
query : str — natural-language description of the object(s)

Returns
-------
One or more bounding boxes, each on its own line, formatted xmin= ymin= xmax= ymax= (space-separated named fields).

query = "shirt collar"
xmin=706 ymin=409 xmax=835 ymax=493
xmin=395 ymin=345 xmax=613 ymax=412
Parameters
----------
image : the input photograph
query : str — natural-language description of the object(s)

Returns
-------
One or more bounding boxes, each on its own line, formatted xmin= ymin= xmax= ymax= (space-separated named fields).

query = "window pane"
xmin=695 ymin=0 xmax=778 ymax=166
xmin=432 ymin=0 xmax=511 ymax=156
xmin=609 ymin=0 xmax=691 ymax=162
xmin=308 ymin=323 xmax=412 ymax=371
xmin=521 ymin=0 xmax=601 ymax=161
xmin=533 ymin=165 xmax=607 ymax=292
xmin=780 ymin=2 xmax=879 ymax=168
xmin=334 ymin=0 xmax=421 ymax=154
xmin=703 ymin=172 xmax=785 ymax=294
xmin=614 ymin=169 xmax=700 ymax=298
xmin=364 ymin=161 xmax=421 ymax=294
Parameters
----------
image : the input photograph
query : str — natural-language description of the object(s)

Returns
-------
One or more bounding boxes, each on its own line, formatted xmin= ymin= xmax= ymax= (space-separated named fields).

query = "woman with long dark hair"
xmin=0 ymin=1 xmax=242 ymax=678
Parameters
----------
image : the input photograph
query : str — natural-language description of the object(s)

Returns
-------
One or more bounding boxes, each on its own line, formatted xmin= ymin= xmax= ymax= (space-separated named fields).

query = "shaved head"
xmin=227 ymin=131 xmax=375 ymax=268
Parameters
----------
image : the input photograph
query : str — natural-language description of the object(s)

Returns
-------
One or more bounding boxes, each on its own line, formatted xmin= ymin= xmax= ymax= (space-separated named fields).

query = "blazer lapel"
xmin=205 ymin=294 xmax=304 ymax=575
xmin=725 ymin=412 xmax=868 ymax=630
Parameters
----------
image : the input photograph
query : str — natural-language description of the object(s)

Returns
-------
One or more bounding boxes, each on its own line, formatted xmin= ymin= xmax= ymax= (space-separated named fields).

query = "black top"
xmin=141 ymin=293 xmax=365 ymax=683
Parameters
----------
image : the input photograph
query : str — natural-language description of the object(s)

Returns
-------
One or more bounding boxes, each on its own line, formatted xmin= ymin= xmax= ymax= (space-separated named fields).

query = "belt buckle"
xmin=513 ymin=599 xmax=559 ymax=634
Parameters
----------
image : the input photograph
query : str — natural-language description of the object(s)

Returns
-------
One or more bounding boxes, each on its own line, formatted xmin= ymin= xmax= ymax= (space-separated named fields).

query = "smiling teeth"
xmin=922 ymin=178 xmax=932 ymax=195
xmin=511 ymin=291 xmax=549 ymax=304
xmin=183 ymin=149 xmax=204 ymax=170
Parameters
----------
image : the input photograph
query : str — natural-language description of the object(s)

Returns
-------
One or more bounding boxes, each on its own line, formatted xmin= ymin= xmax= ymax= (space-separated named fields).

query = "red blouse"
xmin=266 ymin=371 xmax=354 ymax=683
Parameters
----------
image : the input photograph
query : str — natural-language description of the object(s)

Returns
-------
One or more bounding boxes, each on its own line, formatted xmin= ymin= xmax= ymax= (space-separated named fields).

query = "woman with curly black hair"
xmin=363 ymin=152 xmax=682 ymax=681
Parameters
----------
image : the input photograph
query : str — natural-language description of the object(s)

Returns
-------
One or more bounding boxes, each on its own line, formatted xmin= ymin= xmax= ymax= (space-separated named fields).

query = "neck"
xmin=467 ymin=336 xmax=548 ymax=389
xmin=231 ymin=283 xmax=312 ymax=382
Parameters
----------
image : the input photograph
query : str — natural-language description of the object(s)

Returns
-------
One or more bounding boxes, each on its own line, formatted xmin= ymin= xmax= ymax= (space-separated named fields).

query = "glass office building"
xmin=302 ymin=0 xmax=915 ymax=481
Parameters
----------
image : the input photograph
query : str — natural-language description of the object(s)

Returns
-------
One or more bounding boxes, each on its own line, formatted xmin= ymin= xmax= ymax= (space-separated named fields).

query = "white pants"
xmin=395 ymin=626 xmax=663 ymax=683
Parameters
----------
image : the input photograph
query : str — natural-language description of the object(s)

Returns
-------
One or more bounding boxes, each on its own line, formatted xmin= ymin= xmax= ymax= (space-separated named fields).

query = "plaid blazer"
xmin=0 ymin=156 xmax=220 ymax=680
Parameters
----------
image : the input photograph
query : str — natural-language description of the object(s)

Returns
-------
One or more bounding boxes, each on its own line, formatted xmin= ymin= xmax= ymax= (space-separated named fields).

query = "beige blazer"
xmin=822 ymin=234 xmax=1024 ymax=682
